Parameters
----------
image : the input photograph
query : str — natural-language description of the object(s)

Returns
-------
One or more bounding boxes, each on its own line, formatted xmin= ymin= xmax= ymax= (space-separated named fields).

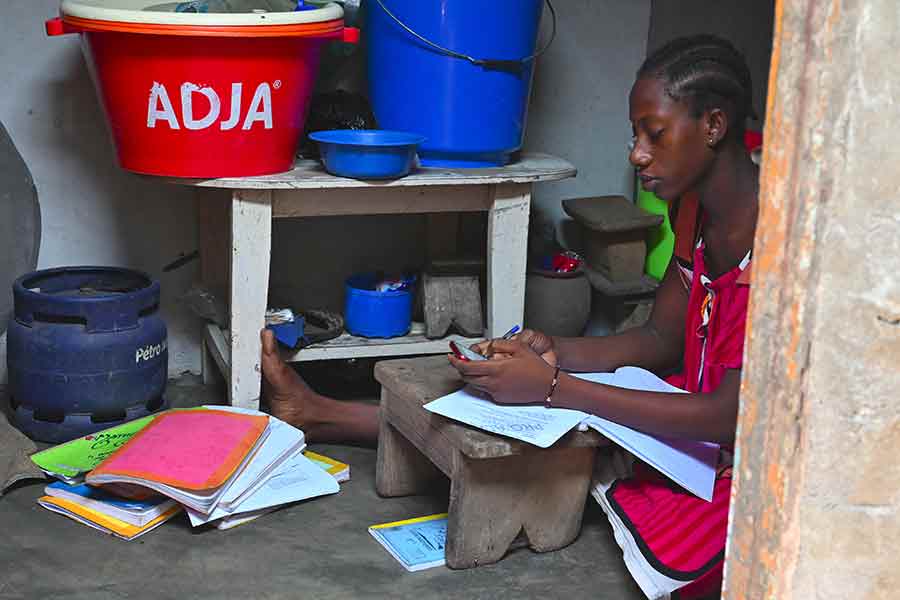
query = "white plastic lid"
xmin=60 ymin=0 xmax=343 ymax=26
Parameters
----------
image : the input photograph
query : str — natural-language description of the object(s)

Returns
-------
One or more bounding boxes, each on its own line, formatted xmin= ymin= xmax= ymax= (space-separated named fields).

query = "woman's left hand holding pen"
xmin=470 ymin=325 xmax=518 ymax=360
xmin=450 ymin=338 xmax=556 ymax=405
xmin=471 ymin=326 xmax=557 ymax=367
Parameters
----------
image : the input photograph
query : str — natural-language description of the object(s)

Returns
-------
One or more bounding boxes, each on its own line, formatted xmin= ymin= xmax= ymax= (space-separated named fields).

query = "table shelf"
xmin=171 ymin=153 xmax=575 ymax=190
xmin=187 ymin=153 xmax=576 ymax=408
xmin=204 ymin=324 xmax=483 ymax=374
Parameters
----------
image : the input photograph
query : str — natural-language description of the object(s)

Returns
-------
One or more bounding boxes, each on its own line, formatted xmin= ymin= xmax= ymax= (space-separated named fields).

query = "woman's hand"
xmin=471 ymin=328 xmax=558 ymax=367
xmin=512 ymin=329 xmax=557 ymax=366
xmin=449 ymin=339 xmax=556 ymax=405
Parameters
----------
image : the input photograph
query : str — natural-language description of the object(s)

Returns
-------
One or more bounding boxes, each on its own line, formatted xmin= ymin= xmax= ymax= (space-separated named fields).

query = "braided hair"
xmin=638 ymin=34 xmax=755 ymax=139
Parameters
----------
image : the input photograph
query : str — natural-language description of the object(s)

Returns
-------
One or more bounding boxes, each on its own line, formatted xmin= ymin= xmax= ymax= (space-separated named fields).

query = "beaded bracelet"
xmin=544 ymin=364 xmax=562 ymax=409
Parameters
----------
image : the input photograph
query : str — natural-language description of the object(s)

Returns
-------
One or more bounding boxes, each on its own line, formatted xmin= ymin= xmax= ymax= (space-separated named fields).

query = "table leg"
xmin=445 ymin=446 xmax=598 ymax=569
xmin=486 ymin=183 xmax=531 ymax=337
xmin=201 ymin=339 xmax=218 ymax=386
xmin=375 ymin=419 xmax=443 ymax=497
xmin=229 ymin=189 xmax=272 ymax=409
xmin=195 ymin=189 xmax=230 ymax=384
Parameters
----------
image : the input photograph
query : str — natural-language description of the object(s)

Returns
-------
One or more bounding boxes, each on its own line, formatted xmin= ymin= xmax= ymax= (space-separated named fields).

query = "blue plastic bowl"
xmin=344 ymin=273 xmax=413 ymax=338
xmin=309 ymin=130 xmax=427 ymax=179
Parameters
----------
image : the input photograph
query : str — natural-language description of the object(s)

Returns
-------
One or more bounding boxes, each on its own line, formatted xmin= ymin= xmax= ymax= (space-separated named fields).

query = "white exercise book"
xmin=207 ymin=406 xmax=308 ymax=512
xmin=424 ymin=366 xmax=719 ymax=501
xmin=423 ymin=388 xmax=588 ymax=449
xmin=574 ymin=368 xmax=719 ymax=501
xmin=187 ymin=449 xmax=340 ymax=528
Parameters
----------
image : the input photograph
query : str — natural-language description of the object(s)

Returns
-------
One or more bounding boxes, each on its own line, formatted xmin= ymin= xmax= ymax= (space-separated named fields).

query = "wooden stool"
xmin=562 ymin=196 xmax=662 ymax=333
xmin=562 ymin=195 xmax=663 ymax=282
xmin=422 ymin=272 xmax=484 ymax=339
xmin=584 ymin=266 xmax=659 ymax=333
xmin=374 ymin=356 xmax=605 ymax=569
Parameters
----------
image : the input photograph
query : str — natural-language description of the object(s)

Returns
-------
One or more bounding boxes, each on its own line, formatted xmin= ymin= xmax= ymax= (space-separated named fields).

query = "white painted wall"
xmin=0 ymin=0 xmax=651 ymax=381
xmin=0 ymin=0 xmax=202 ymax=383
xmin=525 ymin=0 xmax=652 ymax=248
xmin=647 ymin=0 xmax=775 ymax=129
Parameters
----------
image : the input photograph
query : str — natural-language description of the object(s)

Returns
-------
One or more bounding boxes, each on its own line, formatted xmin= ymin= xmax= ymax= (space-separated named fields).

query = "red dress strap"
xmin=670 ymin=192 xmax=753 ymax=285
xmin=671 ymin=192 xmax=702 ymax=266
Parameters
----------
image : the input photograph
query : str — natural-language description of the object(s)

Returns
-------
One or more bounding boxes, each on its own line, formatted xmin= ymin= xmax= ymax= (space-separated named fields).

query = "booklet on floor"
xmin=368 ymin=513 xmax=448 ymax=572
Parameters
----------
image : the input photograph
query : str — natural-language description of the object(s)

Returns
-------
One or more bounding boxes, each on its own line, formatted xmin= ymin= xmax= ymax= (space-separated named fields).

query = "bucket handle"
xmin=372 ymin=0 xmax=557 ymax=75
xmin=46 ymin=16 xmax=80 ymax=36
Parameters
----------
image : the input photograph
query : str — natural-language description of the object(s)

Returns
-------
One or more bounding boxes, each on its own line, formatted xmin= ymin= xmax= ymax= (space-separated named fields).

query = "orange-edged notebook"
xmin=38 ymin=495 xmax=183 ymax=541
xmin=87 ymin=409 xmax=269 ymax=491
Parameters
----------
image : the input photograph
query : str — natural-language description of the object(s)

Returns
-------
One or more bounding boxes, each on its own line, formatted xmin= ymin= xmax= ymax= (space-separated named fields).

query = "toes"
xmin=260 ymin=330 xmax=290 ymax=387
xmin=260 ymin=329 xmax=287 ymax=372
xmin=261 ymin=328 xmax=277 ymax=356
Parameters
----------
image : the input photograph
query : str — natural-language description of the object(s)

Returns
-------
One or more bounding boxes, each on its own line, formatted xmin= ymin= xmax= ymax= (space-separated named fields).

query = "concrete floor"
xmin=0 ymin=380 xmax=644 ymax=600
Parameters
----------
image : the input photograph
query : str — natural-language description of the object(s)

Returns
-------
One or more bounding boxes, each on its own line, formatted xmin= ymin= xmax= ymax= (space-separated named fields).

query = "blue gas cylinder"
xmin=7 ymin=267 xmax=168 ymax=443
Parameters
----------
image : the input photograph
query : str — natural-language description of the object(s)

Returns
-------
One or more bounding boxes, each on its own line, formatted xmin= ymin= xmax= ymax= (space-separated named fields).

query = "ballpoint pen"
xmin=500 ymin=324 xmax=520 ymax=340
xmin=449 ymin=325 xmax=520 ymax=361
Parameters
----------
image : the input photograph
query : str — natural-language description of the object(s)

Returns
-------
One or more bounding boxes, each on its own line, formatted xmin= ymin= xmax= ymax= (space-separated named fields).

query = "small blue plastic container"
xmin=344 ymin=273 xmax=413 ymax=338
xmin=309 ymin=130 xmax=426 ymax=179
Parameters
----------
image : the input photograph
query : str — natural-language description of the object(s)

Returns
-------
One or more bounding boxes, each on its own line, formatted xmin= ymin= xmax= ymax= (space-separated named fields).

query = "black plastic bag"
xmin=299 ymin=90 xmax=377 ymax=159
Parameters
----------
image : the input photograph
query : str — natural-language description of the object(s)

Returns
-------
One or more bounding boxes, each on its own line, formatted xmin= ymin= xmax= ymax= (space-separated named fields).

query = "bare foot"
xmin=260 ymin=329 xmax=381 ymax=446
xmin=260 ymin=329 xmax=326 ymax=438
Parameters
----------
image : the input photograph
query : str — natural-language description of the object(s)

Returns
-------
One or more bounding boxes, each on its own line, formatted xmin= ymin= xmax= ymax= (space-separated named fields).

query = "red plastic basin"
xmin=47 ymin=5 xmax=358 ymax=178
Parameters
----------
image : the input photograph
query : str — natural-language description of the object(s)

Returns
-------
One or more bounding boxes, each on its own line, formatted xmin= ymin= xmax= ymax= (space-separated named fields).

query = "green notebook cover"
xmin=31 ymin=414 xmax=161 ymax=479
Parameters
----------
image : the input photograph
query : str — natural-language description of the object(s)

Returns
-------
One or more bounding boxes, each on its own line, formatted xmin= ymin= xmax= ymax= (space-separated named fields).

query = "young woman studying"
xmin=261 ymin=34 xmax=760 ymax=599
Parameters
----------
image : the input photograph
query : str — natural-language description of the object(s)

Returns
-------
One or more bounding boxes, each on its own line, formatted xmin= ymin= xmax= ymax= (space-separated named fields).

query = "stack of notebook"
xmin=38 ymin=481 xmax=182 ymax=540
xmin=85 ymin=409 xmax=275 ymax=513
xmin=33 ymin=406 xmax=349 ymax=538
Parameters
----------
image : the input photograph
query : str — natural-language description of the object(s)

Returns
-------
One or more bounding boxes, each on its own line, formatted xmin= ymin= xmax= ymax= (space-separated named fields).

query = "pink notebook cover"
xmin=88 ymin=410 xmax=269 ymax=491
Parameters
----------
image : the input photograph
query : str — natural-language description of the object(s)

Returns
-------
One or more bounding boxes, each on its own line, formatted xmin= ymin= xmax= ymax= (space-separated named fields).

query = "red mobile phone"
xmin=449 ymin=341 xmax=487 ymax=362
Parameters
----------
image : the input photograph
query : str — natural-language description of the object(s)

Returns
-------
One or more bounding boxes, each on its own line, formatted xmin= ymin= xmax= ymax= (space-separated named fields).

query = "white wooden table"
xmin=179 ymin=153 xmax=576 ymax=409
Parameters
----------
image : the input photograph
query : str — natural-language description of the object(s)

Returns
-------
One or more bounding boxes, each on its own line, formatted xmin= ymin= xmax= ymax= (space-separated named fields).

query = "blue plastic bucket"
xmin=344 ymin=273 xmax=413 ymax=338
xmin=367 ymin=0 xmax=550 ymax=168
